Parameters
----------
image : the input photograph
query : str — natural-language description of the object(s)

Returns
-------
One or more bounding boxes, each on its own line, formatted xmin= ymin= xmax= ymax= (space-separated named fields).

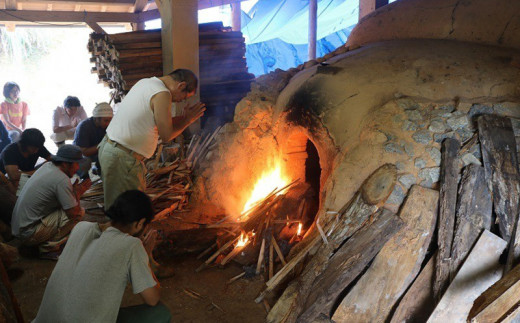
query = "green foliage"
xmin=0 ymin=27 xmax=53 ymax=61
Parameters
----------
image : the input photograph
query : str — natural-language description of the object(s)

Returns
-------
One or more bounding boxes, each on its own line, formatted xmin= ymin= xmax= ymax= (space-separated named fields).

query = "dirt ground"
xmin=10 ymin=253 xmax=268 ymax=322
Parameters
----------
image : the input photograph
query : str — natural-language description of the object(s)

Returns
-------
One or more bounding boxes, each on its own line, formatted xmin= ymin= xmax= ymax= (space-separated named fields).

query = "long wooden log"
xmin=265 ymin=164 xmax=397 ymax=322
xmin=434 ymin=138 xmax=461 ymax=300
xmin=332 ymin=185 xmax=439 ymax=323
xmin=478 ymin=115 xmax=520 ymax=272
xmin=450 ymin=165 xmax=492 ymax=280
xmin=297 ymin=209 xmax=404 ymax=322
xmin=468 ymin=262 xmax=520 ymax=322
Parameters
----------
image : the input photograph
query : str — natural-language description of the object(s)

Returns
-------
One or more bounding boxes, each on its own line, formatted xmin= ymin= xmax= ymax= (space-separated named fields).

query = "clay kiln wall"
xmin=347 ymin=0 xmax=520 ymax=51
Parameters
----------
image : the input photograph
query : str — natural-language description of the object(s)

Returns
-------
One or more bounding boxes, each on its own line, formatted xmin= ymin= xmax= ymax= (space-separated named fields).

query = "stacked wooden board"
xmin=87 ymin=22 xmax=254 ymax=124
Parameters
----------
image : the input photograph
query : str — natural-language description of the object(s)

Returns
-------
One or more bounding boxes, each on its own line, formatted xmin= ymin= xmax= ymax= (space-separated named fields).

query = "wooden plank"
xmin=478 ymin=115 xmax=520 ymax=272
xmin=116 ymin=41 xmax=161 ymax=50
xmin=133 ymin=0 xmax=148 ymax=12
xmin=86 ymin=21 xmax=106 ymax=34
xmin=434 ymin=138 xmax=461 ymax=300
xmin=468 ymin=263 xmax=520 ymax=322
xmin=117 ymin=48 xmax=162 ymax=58
xmin=389 ymin=253 xmax=436 ymax=323
xmin=332 ymin=185 xmax=439 ymax=322
xmin=297 ymin=209 xmax=404 ymax=322
xmin=450 ymin=165 xmax=492 ymax=280
xmin=427 ymin=230 xmax=506 ymax=322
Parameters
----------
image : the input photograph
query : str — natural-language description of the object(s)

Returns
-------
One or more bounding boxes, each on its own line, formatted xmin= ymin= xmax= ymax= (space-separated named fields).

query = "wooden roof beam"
xmin=198 ymin=0 xmax=245 ymax=10
xmin=0 ymin=8 xmax=160 ymax=22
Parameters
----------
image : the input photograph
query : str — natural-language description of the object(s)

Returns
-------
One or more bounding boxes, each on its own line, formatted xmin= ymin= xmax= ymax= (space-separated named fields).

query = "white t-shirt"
xmin=33 ymin=222 xmax=157 ymax=323
xmin=52 ymin=106 xmax=88 ymax=130
xmin=106 ymin=77 xmax=170 ymax=158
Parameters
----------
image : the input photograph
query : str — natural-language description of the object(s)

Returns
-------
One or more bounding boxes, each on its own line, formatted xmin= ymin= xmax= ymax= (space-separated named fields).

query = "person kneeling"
xmin=33 ymin=190 xmax=171 ymax=323
xmin=11 ymin=145 xmax=91 ymax=259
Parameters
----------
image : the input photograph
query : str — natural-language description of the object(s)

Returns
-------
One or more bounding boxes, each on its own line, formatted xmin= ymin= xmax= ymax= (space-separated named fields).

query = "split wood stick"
xmin=256 ymin=238 xmax=266 ymax=274
xmin=167 ymin=170 xmax=174 ymax=185
xmin=263 ymin=300 xmax=271 ymax=313
xmin=186 ymin=135 xmax=202 ymax=163
xmin=227 ymin=272 xmax=245 ymax=284
xmin=192 ymin=126 xmax=222 ymax=167
xmin=196 ymin=236 xmax=239 ymax=272
xmin=272 ymin=235 xmax=287 ymax=266
xmin=196 ymin=242 xmax=217 ymax=260
xmin=153 ymin=144 xmax=163 ymax=169
xmin=220 ymin=245 xmax=245 ymax=266
xmin=269 ymin=241 xmax=274 ymax=280
xmin=0 ymin=259 xmax=23 ymax=323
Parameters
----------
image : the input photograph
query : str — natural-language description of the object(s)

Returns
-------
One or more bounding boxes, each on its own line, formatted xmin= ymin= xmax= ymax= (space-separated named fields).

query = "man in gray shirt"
xmin=11 ymin=144 xmax=91 ymax=259
xmin=34 ymin=190 xmax=171 ymax=323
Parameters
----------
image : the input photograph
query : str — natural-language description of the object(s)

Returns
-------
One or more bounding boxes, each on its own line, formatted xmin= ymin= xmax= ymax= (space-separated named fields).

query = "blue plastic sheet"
xmin=241 ymin=0 xmax=359 ymax=76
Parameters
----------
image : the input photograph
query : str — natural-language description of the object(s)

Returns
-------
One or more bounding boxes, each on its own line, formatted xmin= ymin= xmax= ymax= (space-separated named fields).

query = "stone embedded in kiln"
xmin=427 ymin=147 xmax=441 ymax=166
xmin=419 ymin=167 xmax=440 ymax=186
xmin=406 ymin=110 xmax=423 ymax=121
xmin=414 ymin=158 xmax=427 ymax=169
xmin=412 ymin=130 xmax=431 ymax=144
xmin=402 ymin=120 xmax=419 ymax=132
xmin=385 ymin=143 xmax=405 ymax=154
xmin=387 ymin=184 xmax=406 ymax=205
xmin=398 ymin=174 xmax=417 ymax=190
xmin=447 ymin=115 xmax=470 ymax=130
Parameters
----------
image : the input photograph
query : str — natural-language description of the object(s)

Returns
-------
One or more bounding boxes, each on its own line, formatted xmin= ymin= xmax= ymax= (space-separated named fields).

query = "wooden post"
xmin=434 ymin=138 xmax=461 ymax=301
xmin=308 ymin=0 xmax=317 ymax=61
xmin=231 ymin=2 xmax=241 ymax=32
xmin=155 ymin=0 xmax=200 ymax=132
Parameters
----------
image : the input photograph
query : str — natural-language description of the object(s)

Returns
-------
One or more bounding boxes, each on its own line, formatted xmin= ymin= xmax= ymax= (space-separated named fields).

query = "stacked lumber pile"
xmin=87 ymin=22 xmax=254 ymax=123
xmin=240 ymin=114 xmax=520 ymax=322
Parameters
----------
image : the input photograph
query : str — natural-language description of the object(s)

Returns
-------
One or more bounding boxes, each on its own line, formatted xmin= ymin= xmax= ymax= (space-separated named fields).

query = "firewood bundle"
xmin=195 ymin=179 xmax=302 ymax=275
xmin=81 ymin=129 xmax=220 ymax=219
xmin=87 ymin=22 xmax=254 ymax=123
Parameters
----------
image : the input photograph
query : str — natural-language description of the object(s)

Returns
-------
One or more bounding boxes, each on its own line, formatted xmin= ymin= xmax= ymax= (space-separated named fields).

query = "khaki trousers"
xmin=98 ymin=137 xmax=146 ymax=210
xmin=22 ymin=209 xmax=78 ymax=253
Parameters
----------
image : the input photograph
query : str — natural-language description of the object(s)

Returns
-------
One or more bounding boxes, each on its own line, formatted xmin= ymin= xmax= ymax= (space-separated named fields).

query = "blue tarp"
xmin=241 ymin=0 xmax=359 ymax=76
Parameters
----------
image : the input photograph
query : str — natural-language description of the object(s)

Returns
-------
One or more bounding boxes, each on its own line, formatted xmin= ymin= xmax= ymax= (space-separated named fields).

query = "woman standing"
xmin=1 ymin=82 xmax=30 ymax=143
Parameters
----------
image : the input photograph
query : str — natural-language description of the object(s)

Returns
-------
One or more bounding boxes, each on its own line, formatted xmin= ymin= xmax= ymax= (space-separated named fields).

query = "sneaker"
xmin=39 ymin=251 xmax=60 ymax=261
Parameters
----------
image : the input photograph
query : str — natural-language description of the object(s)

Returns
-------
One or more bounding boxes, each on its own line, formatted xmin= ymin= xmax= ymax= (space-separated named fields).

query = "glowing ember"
xmin=241 ymin=163 xmax=290 ymax=215
xmin=297 ymin=222 xmax=303 ymax=236
xmin=236 ymin=233 xmax=249 ymax=248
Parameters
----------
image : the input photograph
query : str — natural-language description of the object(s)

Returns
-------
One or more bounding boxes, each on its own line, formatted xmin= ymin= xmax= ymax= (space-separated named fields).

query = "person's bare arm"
xmin=53 ymin=124 xmax=74 ymax=133
xmin=79 ymin=146 xmax=98 ymax=157
xmin=4 ymin=165 xmax=21 ymax=183
xmin=2 ymin=113 xmax=22 ymax=133
xmin=139 ymin=285 xmax=160 ymax=306
xmin=0 ymin=172 xmax=15 ymax=194
xmin=152 ymin=92 xmax=205 ymax=142
xmin=64 ymin=204 xmax=84 ymax=220
xmin=64 ymin=179 xmax=91 ymax=220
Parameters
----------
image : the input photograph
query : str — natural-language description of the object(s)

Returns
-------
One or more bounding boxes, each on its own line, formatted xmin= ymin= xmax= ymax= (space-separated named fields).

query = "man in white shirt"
xmin=99 ymin=69 xmax=205 ymax=210
xmin=51 ymin=96 xmax=88 ymax=147
xmin=33 ymin=190 xmax=171 ymax=323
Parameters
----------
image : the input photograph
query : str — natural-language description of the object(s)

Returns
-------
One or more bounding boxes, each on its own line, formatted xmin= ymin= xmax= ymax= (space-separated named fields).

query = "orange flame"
xmin=241 ymin=163 xmax=290 ymax=215
xmin=297 ymin=223 xmax=303 ymax=236
xmin=236 ymin=233 xmax=249 ymax=248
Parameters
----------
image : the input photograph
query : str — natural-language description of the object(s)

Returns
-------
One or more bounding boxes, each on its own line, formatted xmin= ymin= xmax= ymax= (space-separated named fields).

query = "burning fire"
xmin=236 ymin=232 xmax=249 ymax=248
xmin=241 ymin=163 xmax=290 ymax=215
xmin=297 ymin=222 xmax=303 ymax=236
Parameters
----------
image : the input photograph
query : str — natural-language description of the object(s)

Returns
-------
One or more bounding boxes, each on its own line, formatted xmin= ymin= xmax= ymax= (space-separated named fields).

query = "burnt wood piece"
xmin=468 ymin=262 xmax=520 ymax=322
xmin=434 ymin=138 xmax=461 ymax=300
xmin=389 ymin=253 xmax=437 ymax=323
xmin=332 ymin=185 xmax=439 ymax=323
xmin=297 ymin=209 xmax=404 ymax=322
xmin=263 ymin=164 xmax=397 ymax=323
xmin=478 ymin=115 xmax=520 ymax=272
xmin=450 ymin=165 xmax=492 ymax=280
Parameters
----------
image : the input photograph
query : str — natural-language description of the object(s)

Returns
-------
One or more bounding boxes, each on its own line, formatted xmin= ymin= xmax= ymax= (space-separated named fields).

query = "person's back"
xmin=34 ymin=222 xmax=155 ymax=322
xmin=106 ymin=77 xmax=168 ymax=159
xmin=34 ymin=190 xmax=171 ymax=323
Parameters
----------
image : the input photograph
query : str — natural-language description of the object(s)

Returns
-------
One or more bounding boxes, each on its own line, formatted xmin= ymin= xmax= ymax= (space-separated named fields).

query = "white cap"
xmin=92 ymin=102 xmax=113 ymax=118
